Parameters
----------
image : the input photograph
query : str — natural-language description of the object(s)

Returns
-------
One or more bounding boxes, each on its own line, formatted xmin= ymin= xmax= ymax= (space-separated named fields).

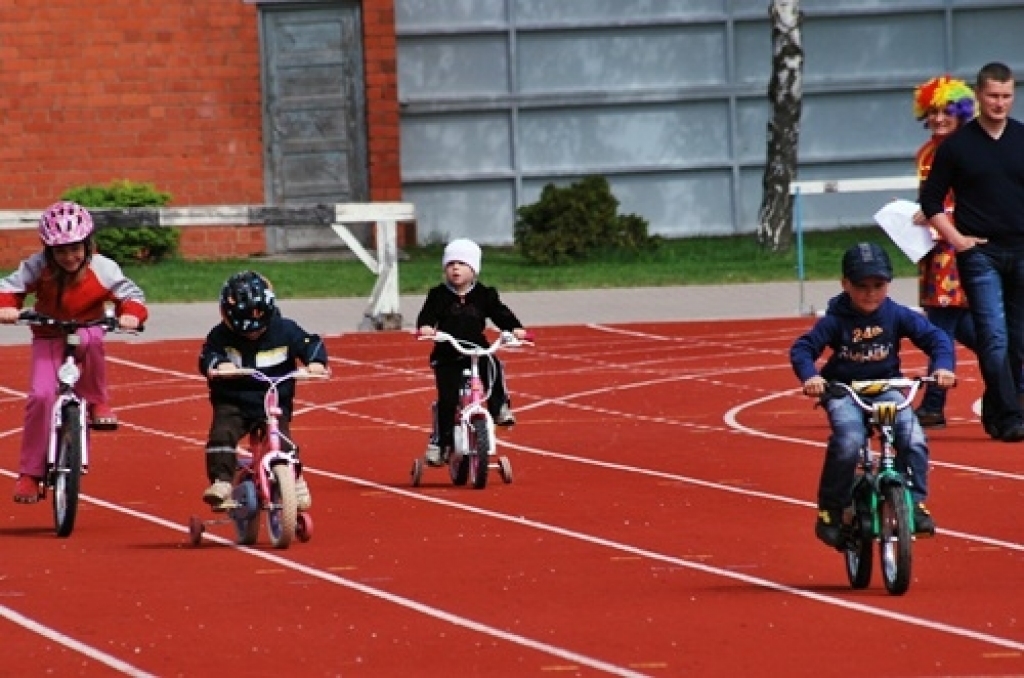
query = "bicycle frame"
xmin=828 ymin=377 xmax=933 ymax=595
xmin=16 ymin=306 xmax=132 ymax=537
xmin=207 ymin=367 xmax=327 ymax=548
xmin=415 ymin=330 xmax=532 ymax=489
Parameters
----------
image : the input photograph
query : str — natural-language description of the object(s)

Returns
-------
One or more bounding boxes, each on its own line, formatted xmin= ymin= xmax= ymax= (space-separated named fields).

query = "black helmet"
xmin=220 ymin=271 xmax=276 ymax=334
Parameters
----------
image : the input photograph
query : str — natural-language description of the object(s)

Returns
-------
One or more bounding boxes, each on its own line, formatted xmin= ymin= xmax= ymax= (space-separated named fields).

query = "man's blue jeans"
xmin=818 ymin=390 xmax=928 ymax=510
xmin=956 ymin=245 xmax=1024 ymax=432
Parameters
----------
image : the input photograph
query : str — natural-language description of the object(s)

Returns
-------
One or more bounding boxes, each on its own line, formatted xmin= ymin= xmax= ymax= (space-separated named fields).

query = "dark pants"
xmin=956 ymin=245 xmax=1024 ymax=432
xmin=920 ymin=305 xmax=976 ymax=413
xmin=205 ymin=402 xmax=295 ymax=483
xmin=432 ymin=356 xmax=508 ymax=448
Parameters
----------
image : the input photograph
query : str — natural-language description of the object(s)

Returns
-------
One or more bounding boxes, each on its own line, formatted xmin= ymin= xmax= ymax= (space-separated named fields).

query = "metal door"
xmin=261 ymin=2 xmax=368 ymax=251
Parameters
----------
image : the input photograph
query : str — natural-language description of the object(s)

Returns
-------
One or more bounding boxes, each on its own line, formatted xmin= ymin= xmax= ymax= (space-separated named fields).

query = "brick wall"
xmin=0 ymin=0 xmax=403 ymax=250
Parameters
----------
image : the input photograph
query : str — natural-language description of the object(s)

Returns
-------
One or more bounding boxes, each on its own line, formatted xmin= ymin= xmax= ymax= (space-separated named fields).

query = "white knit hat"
xmin=442 ymin=238 xmax=482 ymax=275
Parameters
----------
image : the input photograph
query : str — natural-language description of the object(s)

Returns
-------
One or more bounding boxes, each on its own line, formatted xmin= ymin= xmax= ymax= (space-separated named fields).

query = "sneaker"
xmin=497 ymin=403 xmax=516 ymax=427
xmin=1000 ymin=422 xmax=1024 ymax=443
xmin=914 ymin=408 xmax=946 ymax=429
xmin=13 ymin=475 xmax=42 ymax=504
xmin=89 ymin=403 xmax=119 ymax=431
xmin=202 ymin=480 xmax=233 ymax=507
xmin=425 ymin=441 xmax=443 ymax=467
xmin=814 ymin=508 xmax=843 ymax=548
xmin=294 ymin=476 xmax=312 ymax=511
xmin=913 ymin=503 xmax=936 ymax=537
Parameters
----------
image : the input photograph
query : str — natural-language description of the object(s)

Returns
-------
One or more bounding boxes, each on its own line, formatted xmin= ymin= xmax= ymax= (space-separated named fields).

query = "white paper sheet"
xmin=873 ymin=199 xmax=936 ymax=263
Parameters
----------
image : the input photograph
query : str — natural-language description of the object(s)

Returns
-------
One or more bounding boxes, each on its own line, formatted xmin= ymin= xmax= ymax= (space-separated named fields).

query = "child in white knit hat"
xmin=416 ymin=238 xmax=529 ymax=465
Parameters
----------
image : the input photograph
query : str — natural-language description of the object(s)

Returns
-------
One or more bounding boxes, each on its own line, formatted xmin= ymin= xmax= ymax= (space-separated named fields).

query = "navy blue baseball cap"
xmin=842 ymin=243 xmax=893 ymax=283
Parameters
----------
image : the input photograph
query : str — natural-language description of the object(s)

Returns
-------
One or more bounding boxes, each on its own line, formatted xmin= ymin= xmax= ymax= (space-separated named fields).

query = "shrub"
xmin=61 ymin=180 xmax=179 ymax=264
xmin=513 ymin=175 xmax=657 ymax=265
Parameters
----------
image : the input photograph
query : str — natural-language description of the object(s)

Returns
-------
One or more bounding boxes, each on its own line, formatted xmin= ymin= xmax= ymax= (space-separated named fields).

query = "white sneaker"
xmin=294 ymin=476 xmax=312 ymax=511
xmin=497 ymin=404 xmax=516 ymax=427
xmin=203 ymin=480 xmax=232 ymax=507
xmin=425 ymin=442 xmax=443 ymax=467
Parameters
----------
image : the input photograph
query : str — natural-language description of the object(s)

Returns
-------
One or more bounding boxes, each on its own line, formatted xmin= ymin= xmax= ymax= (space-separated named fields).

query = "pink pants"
xmin=19 ymin=327 xmax=109 ymax=478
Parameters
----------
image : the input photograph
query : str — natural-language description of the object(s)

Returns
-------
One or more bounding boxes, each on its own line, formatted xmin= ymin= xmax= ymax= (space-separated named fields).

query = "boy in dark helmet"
xmin=790 ymin=243 xmax=956 ymax=547
xmin=198 ymin=270 xmax=328 ymax=508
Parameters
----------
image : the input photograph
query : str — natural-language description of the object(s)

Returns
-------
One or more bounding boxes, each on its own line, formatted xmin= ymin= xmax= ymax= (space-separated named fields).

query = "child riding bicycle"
xmin=0 ymin=201 xmax=148 ymax=504
xmin=789 ymin=243 xmax=956 ymax=547
xmin=416 ymin=239 xmax=528 ymax=466
xmin=199 ymin=271 xmax=328 ymax=509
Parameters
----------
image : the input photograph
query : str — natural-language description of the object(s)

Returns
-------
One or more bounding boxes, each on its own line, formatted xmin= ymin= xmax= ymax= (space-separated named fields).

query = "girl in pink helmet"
xmin=0 ymin=201 xmax=149 ymax=503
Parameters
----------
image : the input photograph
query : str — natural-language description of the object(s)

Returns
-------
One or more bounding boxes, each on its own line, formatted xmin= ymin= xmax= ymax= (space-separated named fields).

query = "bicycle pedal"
xmin=211 ymin=500 xmax=239 ymax=513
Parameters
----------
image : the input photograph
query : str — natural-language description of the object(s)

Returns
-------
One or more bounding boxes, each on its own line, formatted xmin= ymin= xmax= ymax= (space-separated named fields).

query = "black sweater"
xmin=416 ymin=282 xmax=523 ymax=365
xmin=920 ymin=117 xmax=1024 ymax=247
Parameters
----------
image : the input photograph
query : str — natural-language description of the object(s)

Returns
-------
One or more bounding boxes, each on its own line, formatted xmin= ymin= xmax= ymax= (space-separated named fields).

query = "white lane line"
xmin=0 ymin=604 xmax=157 ymax=677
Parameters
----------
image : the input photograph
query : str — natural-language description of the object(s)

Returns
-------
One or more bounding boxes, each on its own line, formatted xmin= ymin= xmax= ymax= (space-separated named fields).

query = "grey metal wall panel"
xmin=518 ymin=102 xmax=731 ymax=171
xmin=397 ymin=0 xmax=1024 ymax=243
xmin=514 ymin=0 xmax=727 ymax=23
xmin=405 ymin=182 xmax=515 ymax=243
xmin=396 ymin=0 xmax=506 ymax=29
xmin=398 ymin=36 xmax=509 ymax=97
xmin=517 ymin=26 xmax=727 ymax=92
xmin=401 ymin=112 xmax=513 ymax=177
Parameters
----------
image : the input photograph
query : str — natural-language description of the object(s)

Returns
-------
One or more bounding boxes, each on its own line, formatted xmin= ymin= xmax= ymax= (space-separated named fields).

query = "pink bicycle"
xmin=411 ymin=330 xmax=532 ymax=489
xmin=188 ymin=368 xmax=327 ymax=549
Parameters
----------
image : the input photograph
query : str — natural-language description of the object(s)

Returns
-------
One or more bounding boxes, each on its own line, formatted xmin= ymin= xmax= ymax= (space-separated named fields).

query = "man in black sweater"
xmin=920 ymin=61 xmax=1024 ymax=441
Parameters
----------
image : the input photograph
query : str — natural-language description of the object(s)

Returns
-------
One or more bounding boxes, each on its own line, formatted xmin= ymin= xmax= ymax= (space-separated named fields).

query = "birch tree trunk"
xmin=757 ymin=0 xmax=803 ymax=252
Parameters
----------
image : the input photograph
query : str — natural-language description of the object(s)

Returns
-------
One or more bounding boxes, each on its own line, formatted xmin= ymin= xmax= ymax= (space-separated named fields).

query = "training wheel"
xmin=498 ymin=456 xmax=513 ymax=484
xmin=297 ymin=512 xmax=314 ymax=542
xmin=188 ymin=515 xmax=205 ymax=547
xmin=411 ymin=458 xmax=424 ymax=487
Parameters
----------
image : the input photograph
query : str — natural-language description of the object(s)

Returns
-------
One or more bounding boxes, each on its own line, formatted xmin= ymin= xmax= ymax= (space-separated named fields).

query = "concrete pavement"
xmin=69 ymin=276 xmax=919 ymax=343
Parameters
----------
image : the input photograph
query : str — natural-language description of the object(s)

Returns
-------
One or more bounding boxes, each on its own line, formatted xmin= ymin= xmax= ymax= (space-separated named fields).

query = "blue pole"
xmin=794 ymin=186 xmax=806 ymax=314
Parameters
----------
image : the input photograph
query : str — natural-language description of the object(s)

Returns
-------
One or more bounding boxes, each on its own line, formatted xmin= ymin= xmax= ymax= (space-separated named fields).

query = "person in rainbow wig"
xmin=910 ymin=75 xmax=977 ymax=429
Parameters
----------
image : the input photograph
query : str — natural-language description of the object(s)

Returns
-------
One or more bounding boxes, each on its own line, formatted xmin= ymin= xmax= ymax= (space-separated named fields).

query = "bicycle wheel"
xmin=844 ymin=512 xmax=873 ymax=589
xmin=879 ymin=483 xmax=913 ymax=595
xmin=230 ymin=480 xmax=259 ymax=546
xmin=267 ymin=464 xmax=297 ymax=549
xmin=470 ymin=418 xmax=490 ymax=489
xmin=53 ymin=402 xmax=83 ymax=538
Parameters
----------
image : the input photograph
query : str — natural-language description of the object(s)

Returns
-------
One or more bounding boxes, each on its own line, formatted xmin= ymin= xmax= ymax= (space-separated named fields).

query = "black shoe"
xmin=1000 ymin=422 xmax=1024 ymax=442
xmin=913 ymin=503 xmax=936 ymax=537
xmin=914 ymin=408 xmax=946 ymax=429
xmin=815 ymin=509 xmax=843 ymax=548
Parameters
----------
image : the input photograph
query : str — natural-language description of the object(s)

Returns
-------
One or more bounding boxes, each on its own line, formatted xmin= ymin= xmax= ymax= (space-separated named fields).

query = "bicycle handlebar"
xmin=417 ymin=330 xmax=534 ymax=355
xmin=16 ymin=309 xmax=143 ymax=334
xmin=208 ymin=367 xmax=330 ymax=383
xmin=827 ymin=377 xmax=935 ymax=412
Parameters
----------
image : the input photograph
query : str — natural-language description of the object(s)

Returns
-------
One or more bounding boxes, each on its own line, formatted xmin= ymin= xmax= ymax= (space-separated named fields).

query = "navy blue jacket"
xmin=199 ymin=311 xmax=327 ymax=419
xmin=790 ymin=294 xmax=953 ymax=385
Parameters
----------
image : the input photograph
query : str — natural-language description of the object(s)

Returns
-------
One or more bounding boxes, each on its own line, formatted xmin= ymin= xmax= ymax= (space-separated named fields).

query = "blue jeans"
xmin=818 ymin=390 xmax=929 ymax=509
xmin=920 ymin=305 xmax=976 ymax=413
xmin=956 ymin=246 xmax=1024 ymax=431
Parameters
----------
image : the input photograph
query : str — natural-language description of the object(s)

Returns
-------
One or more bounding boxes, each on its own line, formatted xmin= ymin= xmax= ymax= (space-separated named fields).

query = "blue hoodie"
xmin=790 ymin=293 xmax=954 ymax=385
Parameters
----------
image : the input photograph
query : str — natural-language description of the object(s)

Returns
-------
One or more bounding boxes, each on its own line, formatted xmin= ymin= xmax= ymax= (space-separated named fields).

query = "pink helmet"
xmin=39 ymin=201 xmax=94 ymax=246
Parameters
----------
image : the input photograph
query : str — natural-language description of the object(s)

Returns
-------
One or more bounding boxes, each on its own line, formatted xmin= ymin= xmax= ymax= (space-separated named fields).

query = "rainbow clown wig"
xmin=913 ymin=75 xmax=976 ymax=126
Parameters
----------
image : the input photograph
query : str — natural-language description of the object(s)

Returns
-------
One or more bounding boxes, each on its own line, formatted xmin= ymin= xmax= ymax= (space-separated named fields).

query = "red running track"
xmin=1 ymin=318 xmax=1023 ymax=677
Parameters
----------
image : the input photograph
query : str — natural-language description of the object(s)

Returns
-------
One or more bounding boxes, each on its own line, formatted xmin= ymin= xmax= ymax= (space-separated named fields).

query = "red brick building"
xmin=0 ymin=0 xmax=401 ymax=266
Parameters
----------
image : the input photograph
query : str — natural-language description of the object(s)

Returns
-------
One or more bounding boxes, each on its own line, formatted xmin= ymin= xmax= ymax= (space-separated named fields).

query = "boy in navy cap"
xmin=790 ymin=242 xmax=956 ymax=547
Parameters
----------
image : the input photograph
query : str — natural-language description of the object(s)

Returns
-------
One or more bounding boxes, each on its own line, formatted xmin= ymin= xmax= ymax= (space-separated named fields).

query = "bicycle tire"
xmin=845 ymin=478 xmax=873 ymax=589
xmin=267 ymin=464 xmax=297 ymax=549
xmin=231 ymin=480 xmax=259 ymax=546
xmin=470 ymin=418 xmax=490 ymax=489
xmin=53 ymin=402 xmax=83 ymax=538
xmin=879 ymin=483 xmax=913 ymax=595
